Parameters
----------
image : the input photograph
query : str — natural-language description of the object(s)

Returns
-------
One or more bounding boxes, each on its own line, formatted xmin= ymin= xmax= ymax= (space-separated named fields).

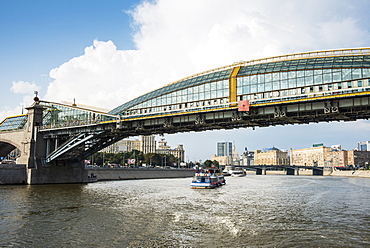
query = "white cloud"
xmin=10 ymin=81 xmax=40 ymax=95
xmin=0 ymin=81 xmax=40 ymax=121
xmin=22 ymin=0 xmax=369 ymax=159
xmin=43 ymin=0 xmax=370 ymax=111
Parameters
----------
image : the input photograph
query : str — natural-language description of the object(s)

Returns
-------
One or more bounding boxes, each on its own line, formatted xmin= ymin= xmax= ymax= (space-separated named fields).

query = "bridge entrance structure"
xmin=1 ymin=48 xmax=370 ymax=184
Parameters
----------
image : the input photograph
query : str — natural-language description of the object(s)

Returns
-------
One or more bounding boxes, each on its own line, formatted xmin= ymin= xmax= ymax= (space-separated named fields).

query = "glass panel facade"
xmin=109 ymin=54 xmax=370 ymax=116
xmin=0 ymin=115 xmax=27 ymax=131
xmin=235 ymin=55 xmax=370 ymax=100
xmin=40 ymin=102 xmax=117 ymax=129
xmin=109 ymin=69 xmax=231 ymax=114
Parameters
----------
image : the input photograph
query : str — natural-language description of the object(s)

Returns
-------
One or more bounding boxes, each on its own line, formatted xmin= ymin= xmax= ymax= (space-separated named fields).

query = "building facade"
xmin=347 ymin=150 xmax=370 ymax=167
xmin=140 ymin=135 xmax=156 ymax=154
xmin=156 ymin=138 xmax=185 ymax=162
xmin=254 ymin=147 xmax=288 ymax=165
xmin=291 ymin=145 xmax=370 ymax=167
xmin=212 ymin=141 xmax=239 ymax=165
xmin=290 ymin=146 xmax=332 ymax=167
xmin=101 ymin=138 xmax=141 ymax=153
xmin=101 ymin=136 xmax=185 ymax=162
xmin=102 ymin=136 xmax=156 ymax=154
xmin=211 ymin=154 xmax=233 ymax=166
xmin=358 ymin=141 xmax=370 ymax=151
xmin=240 ymin=148 xmax=254 ymax=166
xmin=217 ymin=141 xmax=233 ymax=156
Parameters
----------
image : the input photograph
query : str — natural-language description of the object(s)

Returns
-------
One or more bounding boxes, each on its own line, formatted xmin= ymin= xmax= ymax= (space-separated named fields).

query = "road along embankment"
xmin=87 ymin=167 xmax=196 ymax=181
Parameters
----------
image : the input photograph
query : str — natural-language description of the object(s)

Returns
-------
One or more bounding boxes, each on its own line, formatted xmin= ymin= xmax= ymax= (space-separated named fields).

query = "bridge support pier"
xmin=27 ymin=160 xmax=88 ymax=184
xmin=312 ymin=168 xmax=323 ymax=176
xmin=23 ymin=101 xmax=88 ymax=184
xmin=256 ymin=167 xmax=266 ymax=175
xmin=286 ymin=168 xmax=299 ymax=175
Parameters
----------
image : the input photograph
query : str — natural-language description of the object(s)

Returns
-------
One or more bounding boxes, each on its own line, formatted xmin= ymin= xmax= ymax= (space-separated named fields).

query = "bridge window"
xmin=342 ymin=69 xmax=352 ymax=81
xmin=314 ymin=74 xmax=322 ymax=84
xmin=265 ymin=73 xmax=272 ymax=83
xmin=347 ymin=82 xmax=352 ymax=88
xmin=338 ymin=82 xmax=342 ymax=89
xmin=352 ymin=68 xmax=361 ymax=79
xmin=305 ymin=74 xmax=314 ymax=85
xmin=363 ymin=68 xmax=370 ymax=78
xmin=358 ymin=80 xmax=363 ymax=87
xmin=289 ymin=77 xmax=296 ymax=88
xmin=205 ymin=91 xmax=211 ymax=99
xmin=323 ymin=72 xmax=332 ymax=84
xmin=250 ymin=84 xmax=257 ymax=93
xmin=281 ymin=79 xmax=288 ymax=89
xmin=333 ymin=70 xmax=341 ymax=81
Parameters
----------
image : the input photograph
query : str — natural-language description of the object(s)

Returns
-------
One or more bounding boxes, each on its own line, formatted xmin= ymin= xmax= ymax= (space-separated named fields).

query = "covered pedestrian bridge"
xmin=1 ymin=47 xmax=370 ymax=184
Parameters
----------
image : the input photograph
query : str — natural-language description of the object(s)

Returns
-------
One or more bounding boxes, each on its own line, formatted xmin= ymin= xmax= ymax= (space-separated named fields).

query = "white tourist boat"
xmin=230 ymin=168 xmax=246 ymax=177
xmin=190 ymin=168 xmax=226 ymax=189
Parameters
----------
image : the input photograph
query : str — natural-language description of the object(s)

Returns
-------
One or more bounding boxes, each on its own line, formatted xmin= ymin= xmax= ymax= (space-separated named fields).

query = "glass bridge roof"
xmin=109 ymin=69 xmax=232 ymax=115
xmin=40 ymin=101 xmax=118 ymax=129
xmin=109 ymin=48 xmax=370 ymax=115
xmin=0 ymin=114 xmax=27 ymax=131
xmin=238 ymin=56 xmax=370 ymax=76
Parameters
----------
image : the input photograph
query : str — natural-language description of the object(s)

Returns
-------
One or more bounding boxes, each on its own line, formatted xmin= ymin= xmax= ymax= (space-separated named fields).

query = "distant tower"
xmin=217 ymin=141 xmax=233 ymax=156
xmin=358 ymin=141 xmax=370 ymax=151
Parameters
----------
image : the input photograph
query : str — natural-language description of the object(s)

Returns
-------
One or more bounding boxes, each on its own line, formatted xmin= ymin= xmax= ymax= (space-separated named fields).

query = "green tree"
xmin=212 ymin=160 xmax=220 ymax=168
xmin=204 ymin=159 xmax=213 ymax=167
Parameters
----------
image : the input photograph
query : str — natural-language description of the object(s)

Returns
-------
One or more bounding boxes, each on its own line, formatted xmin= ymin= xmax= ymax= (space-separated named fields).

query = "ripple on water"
xmin=0 ymin=176 xmax=370 ymax=247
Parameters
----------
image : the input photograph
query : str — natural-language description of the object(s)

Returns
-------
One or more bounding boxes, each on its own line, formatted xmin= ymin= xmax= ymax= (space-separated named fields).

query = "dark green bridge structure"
xmin=1 ymin=48 xmax=370 ymax=184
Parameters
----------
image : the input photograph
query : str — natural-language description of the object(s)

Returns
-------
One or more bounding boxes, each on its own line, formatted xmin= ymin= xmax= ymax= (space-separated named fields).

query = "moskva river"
xmin=1 ymin=175 xmax=370 ymax=247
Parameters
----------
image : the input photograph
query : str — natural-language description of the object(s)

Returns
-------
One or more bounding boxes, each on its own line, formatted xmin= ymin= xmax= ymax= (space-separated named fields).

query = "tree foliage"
xmin=89 ymin=150 xmax=180 ymax=167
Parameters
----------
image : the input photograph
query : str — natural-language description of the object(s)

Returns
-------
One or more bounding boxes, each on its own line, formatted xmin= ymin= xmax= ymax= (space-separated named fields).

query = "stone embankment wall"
xmin=87 ymin=167 xmax=196 ymax=181
xmin=330 ymin=170 xmax=370 ymax=178
xmin=0 ymin=164 xmax=27 ymax=184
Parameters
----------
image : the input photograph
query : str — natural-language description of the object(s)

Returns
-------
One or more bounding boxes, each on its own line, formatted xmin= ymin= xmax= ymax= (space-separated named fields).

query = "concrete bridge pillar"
xmin=286 ymin=168 xmax=299 ymax=175
xmin=256 ymin=167 xmax=266 ymax=175
xmin=312 ymin=168 xmax=323 ymax=176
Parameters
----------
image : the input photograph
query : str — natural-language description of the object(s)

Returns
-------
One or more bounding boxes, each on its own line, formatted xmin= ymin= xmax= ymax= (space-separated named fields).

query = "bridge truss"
xmin=39 ymin=92 xmax=370 ymax=164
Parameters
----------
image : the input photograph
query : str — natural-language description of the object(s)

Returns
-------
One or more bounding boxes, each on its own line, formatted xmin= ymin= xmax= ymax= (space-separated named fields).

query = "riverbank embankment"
xmin=246 ymin=169 xmax=370 ymax=178
xmin=330 ymin=170 xmax=370 ymax=178
xmin=87 ymin=167 xmax=196 ymax=181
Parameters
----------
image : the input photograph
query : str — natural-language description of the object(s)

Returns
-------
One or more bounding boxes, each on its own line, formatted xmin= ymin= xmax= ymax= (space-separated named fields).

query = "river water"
xmin=1 ymin=175 xmax=370 ymax=247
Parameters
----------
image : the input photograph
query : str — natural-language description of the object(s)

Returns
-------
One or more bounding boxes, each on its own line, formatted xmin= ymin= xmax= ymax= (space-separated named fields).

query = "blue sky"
xmin=1 ymin=0 xmax=370 ymax=161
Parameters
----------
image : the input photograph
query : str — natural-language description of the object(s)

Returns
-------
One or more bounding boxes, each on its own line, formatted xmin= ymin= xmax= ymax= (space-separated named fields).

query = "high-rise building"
xmin=213 ymin=141 xmax=239 ymax=165
xmin=358 ymin=141 xmax=370 ymax=151
xmin=140 ymin=135 xmax=156 ymax=154
xmin=217 ymin=141 xmax=233 ymax=156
